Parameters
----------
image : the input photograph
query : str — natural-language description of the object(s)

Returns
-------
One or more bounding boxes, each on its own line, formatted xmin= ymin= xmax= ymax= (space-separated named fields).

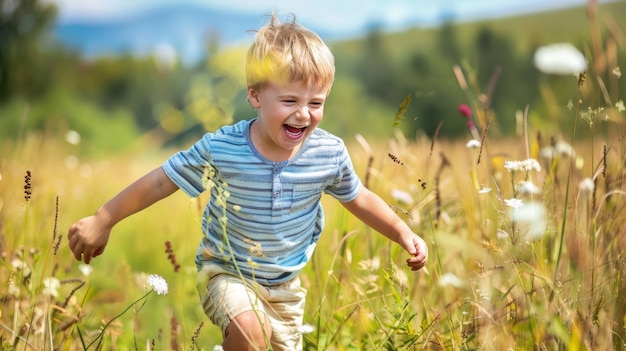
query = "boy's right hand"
xmin=68 ymin=215 xmax=112 ymax=264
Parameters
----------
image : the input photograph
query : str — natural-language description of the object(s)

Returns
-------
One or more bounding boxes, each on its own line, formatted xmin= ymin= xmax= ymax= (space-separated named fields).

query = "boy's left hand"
xmin=402 ymin=234 xmax=428 ymax=271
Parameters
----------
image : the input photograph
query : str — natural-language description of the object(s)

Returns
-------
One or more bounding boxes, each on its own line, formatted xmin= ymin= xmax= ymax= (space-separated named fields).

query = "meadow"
xmin=2 ymin=65 xmax=626 ymax=350
xmin=2 ymin=2 xmax=626 ymax=349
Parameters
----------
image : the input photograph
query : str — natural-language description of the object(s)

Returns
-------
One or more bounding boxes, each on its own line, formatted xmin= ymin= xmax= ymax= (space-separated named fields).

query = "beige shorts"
xmin=196 ymin=266 xmax=307 ymax=351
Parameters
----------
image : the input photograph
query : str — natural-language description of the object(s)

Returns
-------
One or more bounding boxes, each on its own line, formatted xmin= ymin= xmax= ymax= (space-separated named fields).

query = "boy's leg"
xmin=197 ymin=272 xmax=272 ymax=349
xmin=222 ymin=310 xmax=272 ymax=351
xmin=197 ymin=270 xmax=307 ymax=350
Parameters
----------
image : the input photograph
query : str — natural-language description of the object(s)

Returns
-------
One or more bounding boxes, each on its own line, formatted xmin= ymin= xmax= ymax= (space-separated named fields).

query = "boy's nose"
xmin=295 ymin=103 xmax=309 ymax=115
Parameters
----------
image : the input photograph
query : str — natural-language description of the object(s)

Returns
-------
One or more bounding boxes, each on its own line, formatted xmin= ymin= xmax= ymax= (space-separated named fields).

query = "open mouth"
xmin=283 ymin=124 xmax=308 ymax=139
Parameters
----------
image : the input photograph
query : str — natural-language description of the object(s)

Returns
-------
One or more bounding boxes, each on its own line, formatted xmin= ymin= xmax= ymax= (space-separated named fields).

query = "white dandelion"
xmin=534 ymin=43 xmax=587 ymax=75
xmin=504 ymin=198 xmax=524 ymax=209
xmin=147 ymin=274 xmax=169 ymax=295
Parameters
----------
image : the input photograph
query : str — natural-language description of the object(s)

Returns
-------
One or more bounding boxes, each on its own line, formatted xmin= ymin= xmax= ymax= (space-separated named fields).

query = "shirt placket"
xmin=271 ymin=164 xmax=284 ymax=216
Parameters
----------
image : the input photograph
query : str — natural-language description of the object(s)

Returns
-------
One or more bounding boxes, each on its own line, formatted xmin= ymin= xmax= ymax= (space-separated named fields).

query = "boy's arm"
xmin=68 ymin=166 xmax=179 ymax=264
xmin=341 ymin=188 xmax=428 ymax=271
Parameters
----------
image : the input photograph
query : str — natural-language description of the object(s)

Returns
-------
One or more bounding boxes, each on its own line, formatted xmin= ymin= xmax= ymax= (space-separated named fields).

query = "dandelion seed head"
xmin=79 ymin=264 xmax=93 ymax=277
xmin=466 ymin=139 xmax=481 ymax=149
xmin=147 ymin=274 xmax=169 ymax=295
xmin=517 ymin=181 xmax=542 ymax=195
xmin=534 ymin=43 xmax=587 ymax=75
xmin=504 ymin=198 xmax=524 ymax=209
xmin=555 ymin=141 xmax=575 ymax=157
xmin=43 ymin=277 xmax=61 ymax=297
xmin=65 ymin=130 xmax=81 ymax=145
xmin=510 ymin=202 xmax=547 ymax=239
xmin=438 ymin=273 xmax=464 ymax=288
xmin=579 ymin=177 xmax=594 ymax=192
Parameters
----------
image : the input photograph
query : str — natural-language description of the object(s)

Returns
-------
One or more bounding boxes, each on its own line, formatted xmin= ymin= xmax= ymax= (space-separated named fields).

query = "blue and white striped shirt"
xmin=162 ymin=119 xmax=363 ymax=285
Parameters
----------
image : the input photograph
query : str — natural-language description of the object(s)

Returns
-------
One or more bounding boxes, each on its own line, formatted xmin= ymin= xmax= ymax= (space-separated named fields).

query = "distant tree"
xmin=437 ymin=22 xmax=461 ymax=63
xmin=356 ymin=27 xmax=398 ymax=102
xmin=473 ymin=27 xmax=528 ymax=135
xmin=0 ymin=0 xmax=58 ymax=102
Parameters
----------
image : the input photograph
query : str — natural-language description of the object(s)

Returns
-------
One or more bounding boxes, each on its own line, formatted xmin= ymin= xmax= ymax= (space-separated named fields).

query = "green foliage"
xmin=0 ymin=88 xmax=139 ymax=156
xmin=0 ymin=0 xmax=58 ymax=102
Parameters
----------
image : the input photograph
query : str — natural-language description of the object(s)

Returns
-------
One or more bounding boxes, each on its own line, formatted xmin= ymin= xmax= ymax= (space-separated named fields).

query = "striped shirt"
xmin=162 ymin=119 xmax=363 ymax=285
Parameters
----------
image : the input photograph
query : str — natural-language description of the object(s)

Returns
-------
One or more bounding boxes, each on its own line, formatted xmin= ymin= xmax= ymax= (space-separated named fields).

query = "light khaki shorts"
xmin=196 ymin=266 xmax=307 ymax=351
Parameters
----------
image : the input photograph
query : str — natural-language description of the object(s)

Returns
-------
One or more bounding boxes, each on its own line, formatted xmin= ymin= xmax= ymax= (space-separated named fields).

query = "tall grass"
xmin=1 ymin=4 xmax=625 ymax=351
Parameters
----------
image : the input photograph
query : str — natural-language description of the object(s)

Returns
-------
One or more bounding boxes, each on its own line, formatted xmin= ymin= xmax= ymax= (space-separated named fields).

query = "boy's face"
xmin=248 ymin=80 xmax=328 ymax=161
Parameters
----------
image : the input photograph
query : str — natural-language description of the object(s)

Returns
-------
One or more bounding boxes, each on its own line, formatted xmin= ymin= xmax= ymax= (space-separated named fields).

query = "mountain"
xmin=53 ymin=4 xmax=341 ymax=65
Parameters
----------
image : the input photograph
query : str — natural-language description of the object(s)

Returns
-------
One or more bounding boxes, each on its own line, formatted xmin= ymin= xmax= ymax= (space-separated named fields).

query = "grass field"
xmin=2 ymin=2 xmax=626 ymax=348
xmin=2 ymin=82 xmax=626 ymax=349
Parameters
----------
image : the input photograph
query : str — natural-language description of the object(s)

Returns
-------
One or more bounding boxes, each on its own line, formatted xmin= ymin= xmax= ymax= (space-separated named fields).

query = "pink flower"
xmin=458 ymin=104 xmax=472 ymax=118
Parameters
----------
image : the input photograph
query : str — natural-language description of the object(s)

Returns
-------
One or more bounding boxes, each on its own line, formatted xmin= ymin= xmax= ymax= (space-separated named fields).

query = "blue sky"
xmin=47 ymin=0 xmax=613 ymax=32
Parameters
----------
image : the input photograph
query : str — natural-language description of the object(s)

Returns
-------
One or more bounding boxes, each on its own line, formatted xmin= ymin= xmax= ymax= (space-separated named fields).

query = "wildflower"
xmin=613 ymin=67 xmax=622 ymax=78
xmin=555 ymin=141 xmax=575 ymax=157
xmin=24 ymin=170 xmax=32 ymax=201
xmin=8 ymin=279 xmax=20 ymax=297
xmin=504 ymin=159 xmax=541 ymax=173
xmin=12 ymin=258 xmax=31 ymax=277
xmin=147 ymin=274 xmax=169 ymax=295
xmin=247 ymin=257 xmax=259 ymax=269
xmin=466 ymin=139 xmax=481 ymax=149
xmin=165 ymin=241 xmax=181 ymax=273
xmin=497 ymin=229 xmax=509 ymax=239
xmin=579 ymin=178 xmax=594 ymax=192
xmin=533 ymin=43 xmax=587 ymax=75
xmin=479 ymin=187 xmax=492 ymax=194
xmin=79 ymin=264 xmax=93 ymax=276
xmin=43 ymin=277 xmax=61 ymax=297
xmin=391 ymin=189 xmax=413 ymax=205
xmin=438 ymin=273 xmax=464 ymax=288
xmin=504 ymin=198 xmax=524 ymax=209
xmin=580 ymin=106 xmax=607 ymax=126
xmin=510 ymin=202 xmax=547 ymax=239
xmin=517 ymin=181 xmax=541 ymax=195
xmin=616 ymin=100 xmax=625 ymax=113
xmin=65 ymin=130 xmax=81 ymax=145
xmin=299 ymin=324 xmax=316 ymax=334
xmin=458 ymin=104 xmax=472 ymax=118
xmin=213 ymin=345 xmax=225 ymax=351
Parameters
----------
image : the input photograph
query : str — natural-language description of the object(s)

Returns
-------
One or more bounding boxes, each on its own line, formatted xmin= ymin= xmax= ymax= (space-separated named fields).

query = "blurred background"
xmin=2 ymin=0 xmax=625 ymax=156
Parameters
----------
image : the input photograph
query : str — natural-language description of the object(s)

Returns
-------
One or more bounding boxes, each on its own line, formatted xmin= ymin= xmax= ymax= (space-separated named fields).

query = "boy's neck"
xmin=249 ymin=120 xmax=302 ymax=162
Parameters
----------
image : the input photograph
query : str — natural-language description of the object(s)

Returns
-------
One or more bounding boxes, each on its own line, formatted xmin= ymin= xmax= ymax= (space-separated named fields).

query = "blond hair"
xmin=245 ymin=13 xmax=335 ymax=92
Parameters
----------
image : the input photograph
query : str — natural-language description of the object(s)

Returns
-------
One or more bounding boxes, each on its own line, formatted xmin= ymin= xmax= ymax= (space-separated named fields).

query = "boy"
xmin=68 ymin=13 xmax=428 ymax=351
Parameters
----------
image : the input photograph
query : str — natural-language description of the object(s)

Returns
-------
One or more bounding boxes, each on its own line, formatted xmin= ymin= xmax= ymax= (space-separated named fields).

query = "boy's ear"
xmin=248 ymin=88 xmax=261 ymax=108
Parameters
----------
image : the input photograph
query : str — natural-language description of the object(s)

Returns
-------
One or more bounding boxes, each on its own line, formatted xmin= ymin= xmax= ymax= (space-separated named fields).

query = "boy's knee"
xmin=224 ymin=311 xmax=272 ymax=350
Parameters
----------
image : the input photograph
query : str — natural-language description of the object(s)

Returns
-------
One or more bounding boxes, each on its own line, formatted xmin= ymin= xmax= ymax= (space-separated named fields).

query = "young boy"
xmin=68 ymin=13 xmax=428 ymax=351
